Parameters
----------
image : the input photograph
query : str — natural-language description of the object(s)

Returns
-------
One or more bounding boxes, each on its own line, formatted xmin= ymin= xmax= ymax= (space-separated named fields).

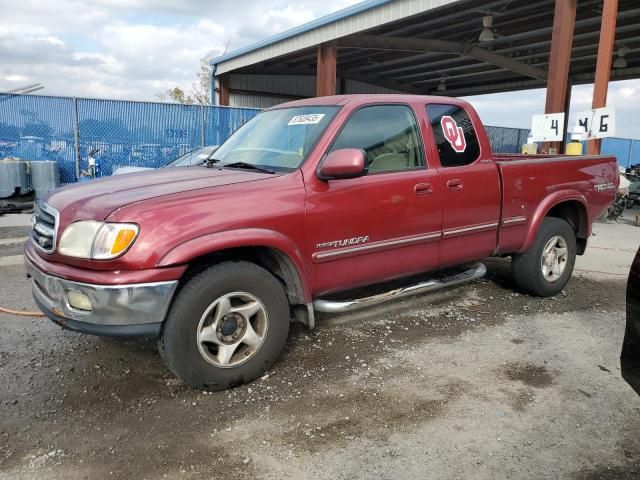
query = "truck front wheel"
xmin=511 ymin=217 xmax=577 ymax=297
xmin=159 ymin=261 xmax=290 ymax=390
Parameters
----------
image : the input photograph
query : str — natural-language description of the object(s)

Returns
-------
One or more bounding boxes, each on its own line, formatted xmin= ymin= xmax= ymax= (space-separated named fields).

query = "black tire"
xmin=159 ymin=261 xmax=290 ymax=390
xmin=511 ymin=217 xmax=577 ymax=297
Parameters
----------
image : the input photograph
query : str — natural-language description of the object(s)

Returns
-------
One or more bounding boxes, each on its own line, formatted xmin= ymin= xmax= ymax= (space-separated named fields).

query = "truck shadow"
xmin=482 ymin=256 xmax=517 ymax=290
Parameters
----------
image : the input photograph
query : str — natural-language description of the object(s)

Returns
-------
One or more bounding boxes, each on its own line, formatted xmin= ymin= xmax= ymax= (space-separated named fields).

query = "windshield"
xmin=211 ymin=106 xmax=339 ymax=172
xmin=168 ymin=146 xmax=218 ymax=167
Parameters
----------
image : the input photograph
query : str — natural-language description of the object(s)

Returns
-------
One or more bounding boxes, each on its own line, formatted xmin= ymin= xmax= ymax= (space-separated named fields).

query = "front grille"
xmin=31 ymin=202 xmax=59 ymax=253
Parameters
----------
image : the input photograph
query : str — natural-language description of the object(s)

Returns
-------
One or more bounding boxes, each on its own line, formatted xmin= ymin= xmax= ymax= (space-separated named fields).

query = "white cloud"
xmin=0 ymin=0 xmax=361 ymax=100
xmin=1 ymin=74 xmax=29 ymax=83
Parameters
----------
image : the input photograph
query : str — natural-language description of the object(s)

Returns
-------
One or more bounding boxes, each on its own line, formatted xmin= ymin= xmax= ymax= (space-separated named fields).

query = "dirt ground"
xmin=1 ymin=214 xmax=639 ymax=480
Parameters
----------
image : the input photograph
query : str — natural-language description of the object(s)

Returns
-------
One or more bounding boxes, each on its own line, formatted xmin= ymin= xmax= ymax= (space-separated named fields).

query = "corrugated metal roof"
xmin=214 ymin=0 xmax=640 ymax=99
xmin=211 ymin=0 xmax=393 ymax=68
xmin=212 ymin=0 xmax=640 ymax=105
xmin=212 ymin=0 xmax=460 ymax=75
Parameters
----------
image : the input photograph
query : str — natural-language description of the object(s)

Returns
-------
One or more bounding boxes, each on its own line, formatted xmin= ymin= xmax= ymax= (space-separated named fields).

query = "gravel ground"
xmin=0 ymin=214 xmax=639 ymax=480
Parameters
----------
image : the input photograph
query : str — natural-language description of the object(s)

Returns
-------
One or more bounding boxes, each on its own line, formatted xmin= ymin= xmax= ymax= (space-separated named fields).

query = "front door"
xmin=304 ymin=104 xmax=443 ymax=296
xmin=425 ymin=103 xmax=501 ymax=267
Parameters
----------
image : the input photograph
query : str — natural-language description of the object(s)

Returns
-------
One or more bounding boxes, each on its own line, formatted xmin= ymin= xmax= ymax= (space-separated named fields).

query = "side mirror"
xmin=318 ymin=148 xmax=366 ymax=180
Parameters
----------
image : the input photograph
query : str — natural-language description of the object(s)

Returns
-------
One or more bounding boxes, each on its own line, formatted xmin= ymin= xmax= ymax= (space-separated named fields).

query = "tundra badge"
xmin=316 ymin=236 xmax=370 ymax=249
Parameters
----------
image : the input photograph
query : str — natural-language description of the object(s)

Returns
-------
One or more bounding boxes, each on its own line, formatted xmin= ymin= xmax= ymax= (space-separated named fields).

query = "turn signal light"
xmin=111 ymin=228 xmax=137 ymax=255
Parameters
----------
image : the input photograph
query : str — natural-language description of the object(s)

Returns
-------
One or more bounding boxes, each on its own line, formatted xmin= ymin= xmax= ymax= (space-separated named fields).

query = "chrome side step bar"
xmin=313 ymin=262 xmax=487 ymax=314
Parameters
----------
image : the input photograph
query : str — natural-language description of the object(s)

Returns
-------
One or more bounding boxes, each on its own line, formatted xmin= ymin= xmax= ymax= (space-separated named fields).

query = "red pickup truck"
xmin=25 ymin=95 xmax=617 ymax=390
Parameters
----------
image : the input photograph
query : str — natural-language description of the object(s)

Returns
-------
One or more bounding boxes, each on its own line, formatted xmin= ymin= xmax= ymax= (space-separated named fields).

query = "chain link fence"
xmin=9 ymin=93 xmax=636 ymax=184
xmin=484 ymin=125 xmax=530 ymax=154
xmin=0 ymin=93 xmax=259 ymax=183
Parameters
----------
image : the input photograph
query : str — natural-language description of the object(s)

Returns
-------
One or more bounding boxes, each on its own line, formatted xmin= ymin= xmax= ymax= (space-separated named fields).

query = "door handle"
xmin=447 ymin=179 xmax=463 ymax=190
xmin=414 ymin=183 xmax=432 ymax=195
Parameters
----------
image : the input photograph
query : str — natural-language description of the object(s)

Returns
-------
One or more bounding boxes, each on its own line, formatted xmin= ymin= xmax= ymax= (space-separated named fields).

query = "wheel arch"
xmin=157 ymin=229 xmax=312 ymax=325
xmin=519 ymin=192 xmax=589 ymax=255
xmin=545 ymin=200 xmax=589 ymax=254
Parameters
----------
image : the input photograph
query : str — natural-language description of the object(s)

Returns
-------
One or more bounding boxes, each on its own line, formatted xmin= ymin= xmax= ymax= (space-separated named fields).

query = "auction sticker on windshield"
xmin=288 ymin=114 xmax=325 ymax=126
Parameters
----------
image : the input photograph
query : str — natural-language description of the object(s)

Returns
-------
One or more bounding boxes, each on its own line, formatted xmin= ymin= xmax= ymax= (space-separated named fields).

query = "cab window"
xmin=426 ymin=104 xmax=480 ymax=167
xmin=330 ymin=105 xmax=424 ymax=174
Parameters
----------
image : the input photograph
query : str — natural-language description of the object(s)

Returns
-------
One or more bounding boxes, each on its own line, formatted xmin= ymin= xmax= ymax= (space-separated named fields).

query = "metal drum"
xmin=0 ymin=159 xmax=30 ymax=198
xmin=30 ymin=160 xmax=61 ymax=199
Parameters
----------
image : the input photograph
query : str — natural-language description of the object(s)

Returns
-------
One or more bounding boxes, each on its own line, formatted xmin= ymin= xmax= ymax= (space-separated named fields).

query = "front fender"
xmin=517 ymin=190 xmax=588 ymax=254
xmin=156 ymin=228 xmax=311 ymax=302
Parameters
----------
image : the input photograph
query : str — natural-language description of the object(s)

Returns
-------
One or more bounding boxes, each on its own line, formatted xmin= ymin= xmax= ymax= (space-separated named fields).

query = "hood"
xmin=46 ymin=166 xmax=275 ymax=222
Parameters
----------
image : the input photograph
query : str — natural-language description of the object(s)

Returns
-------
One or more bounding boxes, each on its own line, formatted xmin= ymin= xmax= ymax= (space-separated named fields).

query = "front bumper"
xmin=25 ymin=257 xmax=178 ymax=338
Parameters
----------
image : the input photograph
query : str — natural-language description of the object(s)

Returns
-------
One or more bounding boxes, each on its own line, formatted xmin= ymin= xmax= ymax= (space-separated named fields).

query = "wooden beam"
xmin=561 ymin=77 xmax=573 ymax=154
xmin=353 ymin=20 xmax=640 ymax=78
xmin=588 ymin=0 xmax=618 ymax=155
xmin=464 ymin=46 xmax=547 ymax=81
xmin=218 ymin=75 xmax=230 ymax=106
xmin=339 ymin=34 xmax=461 ymax=55
xmin=338 ymin=34 xmax=547 ymax=81
xmin=239 ymin=65 xmax=426 ymax=95
xmin=544 ymin=0 xmax=577 ymax=153
xmin=317 ymin=41 xmax=337 ymax=97
xmin=340 ymin=71 xmax=427 ymax=96
xmin=226 ymin=88 xmax=307 ymax=101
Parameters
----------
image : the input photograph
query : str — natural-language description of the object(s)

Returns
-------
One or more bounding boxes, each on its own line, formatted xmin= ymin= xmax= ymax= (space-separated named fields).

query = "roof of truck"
xmin=267 ymin=94 xmax=470 ymax=109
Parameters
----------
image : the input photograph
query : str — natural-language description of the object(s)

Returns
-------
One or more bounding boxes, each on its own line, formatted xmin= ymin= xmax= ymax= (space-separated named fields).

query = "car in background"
xmin=622 ymin=245 xmax=640 ymax=395
xmin=112 ymin=145 xmax=218 ymax=175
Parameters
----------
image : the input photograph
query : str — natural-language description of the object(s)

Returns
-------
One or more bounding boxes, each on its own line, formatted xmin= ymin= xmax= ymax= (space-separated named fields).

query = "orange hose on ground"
xmin=0 ymin=307 xmax=44 ymax=317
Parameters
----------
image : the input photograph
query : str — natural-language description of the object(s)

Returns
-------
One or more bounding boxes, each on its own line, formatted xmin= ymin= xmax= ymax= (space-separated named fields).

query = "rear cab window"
xmin=425 ymin=104 xmax=480 ymax=168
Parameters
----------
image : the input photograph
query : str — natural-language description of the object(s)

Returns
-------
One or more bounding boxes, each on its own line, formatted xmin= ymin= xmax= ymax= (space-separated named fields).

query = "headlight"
xmin=58 ymin=221 xmax=139 ymax=259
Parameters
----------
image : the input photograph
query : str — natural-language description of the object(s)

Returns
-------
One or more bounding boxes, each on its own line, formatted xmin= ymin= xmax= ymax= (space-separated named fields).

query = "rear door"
xmin=425 ymin=103 xmax=501 ymax=267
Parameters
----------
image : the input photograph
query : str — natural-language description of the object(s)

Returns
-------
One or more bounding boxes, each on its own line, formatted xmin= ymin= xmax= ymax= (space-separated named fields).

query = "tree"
xmin=157 ymin=54 xmax=213 ymax=105
xmin=158 ymin=87 xmax=192 ymax=104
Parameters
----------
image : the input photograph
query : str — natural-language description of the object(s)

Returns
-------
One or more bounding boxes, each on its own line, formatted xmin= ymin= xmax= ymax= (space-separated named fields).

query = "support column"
xmin=588 ymin=0 xmax=618 ymax=155
xmin=544 ymin=0 xmax=577 ymax=154
xmin=562 ymin=77 xmax=573 ymax=145
xmin=71 ymin=97 xmax=81 ymax=181
xmin=316 ymin=41 xmax=337 ymax=97
xmin=218 ymin=75 xmax=230 ymax=106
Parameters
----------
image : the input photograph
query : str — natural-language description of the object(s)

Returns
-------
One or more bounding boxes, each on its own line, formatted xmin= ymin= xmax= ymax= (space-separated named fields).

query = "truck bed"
xmin=495 ymin=153 xmax=618 ymax=255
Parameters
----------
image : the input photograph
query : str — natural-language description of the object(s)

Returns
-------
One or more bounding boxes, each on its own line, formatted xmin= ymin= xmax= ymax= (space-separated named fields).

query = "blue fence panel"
xmin=600 ymin=137 xmax=639 ymax=168
xmin=3 ymin=93 xmax=639 ymax=184
xmin=0 ymin=93 xmax=260 ymax=184
xmin=486 ymin=125 xmax=530 ymax=153
xmin=0 ymin=94 xmax=76 ymax=183
xmin=632 ymin=140 xmax=640 ymax=167
xmin=77 ymin=98 xmax=205 ymax=177
xmin=203 ymin=106 xmax=259 ymax=146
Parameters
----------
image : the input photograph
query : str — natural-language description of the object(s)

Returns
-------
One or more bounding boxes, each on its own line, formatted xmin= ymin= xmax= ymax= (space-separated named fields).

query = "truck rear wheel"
xmin=511 ymin=217 xmax=577 ymax=297
xmin=159 ymin=261 xmax=290 ymax=390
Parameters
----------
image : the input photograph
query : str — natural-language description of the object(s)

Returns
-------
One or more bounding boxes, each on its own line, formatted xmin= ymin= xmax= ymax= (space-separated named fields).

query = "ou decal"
xmin=441 ymin=116 xmax=467 ymax=153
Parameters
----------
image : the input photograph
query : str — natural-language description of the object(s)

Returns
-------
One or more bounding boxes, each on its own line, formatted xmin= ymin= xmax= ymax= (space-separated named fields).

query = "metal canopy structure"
xmin=212 ymin=0 xmax=639 ymax=100
xmin=211 ymin=0 xmax=639 ymax=152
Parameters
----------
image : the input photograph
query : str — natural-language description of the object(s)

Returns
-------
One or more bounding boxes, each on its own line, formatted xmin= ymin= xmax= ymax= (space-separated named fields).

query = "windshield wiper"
xmin=221 ymin=162 xmax=276 ymax=174
xmin=204 ymin=158 xmax=222 ymax=167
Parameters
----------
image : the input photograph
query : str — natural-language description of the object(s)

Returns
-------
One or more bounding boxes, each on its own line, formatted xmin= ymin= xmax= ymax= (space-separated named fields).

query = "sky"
xmin=0 ymin=0 xmax=638 ymax=138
